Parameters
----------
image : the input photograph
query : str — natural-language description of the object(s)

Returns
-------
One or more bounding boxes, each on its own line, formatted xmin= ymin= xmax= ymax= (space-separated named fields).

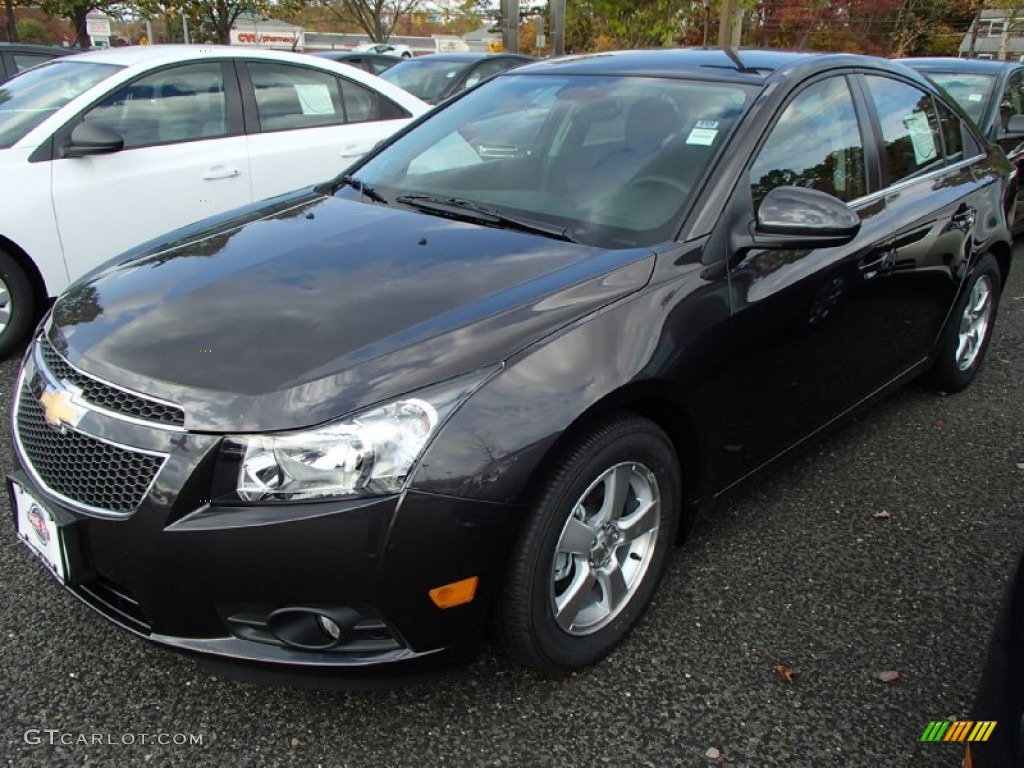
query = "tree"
xmin=41 ymin=0 xmax=117 ymax=47
xmin=314 ymin=0 xmax=424 ymax=42
xmin=4 ymin=0 xmax=19 ymax=42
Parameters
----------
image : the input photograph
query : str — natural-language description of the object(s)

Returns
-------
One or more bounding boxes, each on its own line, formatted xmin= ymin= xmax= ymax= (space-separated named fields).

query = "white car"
xmin=352 ymin=43 xmax=414 ymax=58
xmin=0 ymin=45 xmax=428 ymax=355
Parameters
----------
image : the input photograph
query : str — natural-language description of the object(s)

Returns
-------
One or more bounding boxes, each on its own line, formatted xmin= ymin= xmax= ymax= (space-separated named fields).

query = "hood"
xmin=48 ymin=191 xmax=654 ymax=432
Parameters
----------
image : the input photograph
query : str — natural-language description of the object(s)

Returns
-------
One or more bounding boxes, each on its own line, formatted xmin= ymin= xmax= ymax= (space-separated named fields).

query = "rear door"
xmin=50 ymin=60 xmax=251 ymax=280
xmin=857 ymin=74 xmax=988 ymax=367
xmin=239 ymin=60 xmax=414 ymax=201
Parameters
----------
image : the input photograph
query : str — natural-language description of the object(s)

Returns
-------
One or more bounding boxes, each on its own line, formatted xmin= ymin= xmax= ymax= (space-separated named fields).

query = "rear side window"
xmin=750 ymin=76 xmax=866 ymax=208
xmin=864 ymin=76 xmax=943 ymax=184
xmin=249 ymin=62 xmax=345 ymax=132
xmin=13 ymin=53 xmax=52 ymax=73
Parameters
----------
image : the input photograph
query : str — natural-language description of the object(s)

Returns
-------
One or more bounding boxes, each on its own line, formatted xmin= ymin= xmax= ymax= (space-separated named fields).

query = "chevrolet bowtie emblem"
xmin=39 ymin=386 xmax=86 ymax=430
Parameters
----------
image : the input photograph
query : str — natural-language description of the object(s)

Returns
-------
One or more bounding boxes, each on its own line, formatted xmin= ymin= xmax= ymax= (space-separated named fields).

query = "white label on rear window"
xmin=968 ymin=93 xmax=983 ymax=102
xmin=687 ymin=120 xmax=719 ymax=146
xmin=295 ymin=84 xmax=335 ymax=116
xmin=904 ymin=112 xmax=937 ymax=165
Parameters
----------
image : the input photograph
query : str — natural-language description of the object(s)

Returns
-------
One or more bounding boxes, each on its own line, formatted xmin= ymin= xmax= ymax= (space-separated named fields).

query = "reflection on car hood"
xmin=48 ymin=191 xmax=655 ymax=432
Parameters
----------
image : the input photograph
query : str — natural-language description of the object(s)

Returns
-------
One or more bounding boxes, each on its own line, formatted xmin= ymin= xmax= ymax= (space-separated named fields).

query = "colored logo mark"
xmin=920 ymin=721 xmax=996 ymax=742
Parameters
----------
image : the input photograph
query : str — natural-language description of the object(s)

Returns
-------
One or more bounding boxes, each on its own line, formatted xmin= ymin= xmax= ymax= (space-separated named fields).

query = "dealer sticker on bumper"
xmin=13 ymin=481 xmax=66 ymax=583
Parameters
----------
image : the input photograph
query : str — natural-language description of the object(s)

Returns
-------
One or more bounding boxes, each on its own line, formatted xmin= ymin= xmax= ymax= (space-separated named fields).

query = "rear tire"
xmin=922 ymin=253 xmax=1001 ymax=392
xmin=497 ymin=414 xmax=681 ymax=674
xmin=0 ymin=248 xmax=36 ymax=359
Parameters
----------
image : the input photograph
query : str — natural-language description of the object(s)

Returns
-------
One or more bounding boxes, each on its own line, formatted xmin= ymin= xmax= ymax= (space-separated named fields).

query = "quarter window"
xmin=83 ymin=62 xmax=228 ymax=148
xmin=750 ymin=77 xmax=866 ymax=208
xmin=12 ymin=53 xmax=50 ymax=73
xmin=864 ymin=76 xmax=943 ymax=184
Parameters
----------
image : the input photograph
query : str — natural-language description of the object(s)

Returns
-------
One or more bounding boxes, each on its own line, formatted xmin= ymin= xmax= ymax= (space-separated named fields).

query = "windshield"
xmin=925 ymin=72 xmax=996 ymax=123
xmin=380 ymin=59 xmax=470 ymax=102
xmin=0 ymin=59 xmax=120 ymax=149
xmin=347 ymin=74 xmax=755 ymax=249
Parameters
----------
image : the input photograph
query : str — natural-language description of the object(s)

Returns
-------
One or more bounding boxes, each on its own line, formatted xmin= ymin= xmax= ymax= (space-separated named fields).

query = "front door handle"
xmin=203 ymin=165 xmax=241 ymax=180
xmin=857 ymin=248 xmax=895 ymax=280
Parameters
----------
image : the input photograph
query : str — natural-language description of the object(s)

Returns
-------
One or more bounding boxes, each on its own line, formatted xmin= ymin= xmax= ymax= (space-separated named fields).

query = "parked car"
xmin=0 ymin=42 xmax=71 ymax=85
xmin=380 ymin=52 xmax=534 ymax=104
xmin=970 ymin=548 xmax=1024 ymax=767
xmin=0 ymin=44 xmax=428 ymax=357
xmin=902 ymin=57 xmax=1024 ymax=232
xmin=352 ymin=42 xmax=413 ymax=58
xmin=9 ymin=49 xmax=1013 ymax=684
xmin=310 ymin=50 xmax=402 ymax=75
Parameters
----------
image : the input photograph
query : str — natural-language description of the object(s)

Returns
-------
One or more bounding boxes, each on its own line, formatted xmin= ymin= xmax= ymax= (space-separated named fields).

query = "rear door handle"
xmin=203 ymin=165 xmax=241 ymax=180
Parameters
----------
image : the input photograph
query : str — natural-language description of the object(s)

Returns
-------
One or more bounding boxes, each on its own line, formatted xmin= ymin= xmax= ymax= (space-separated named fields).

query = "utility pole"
xmin=550 ymin=0 xmax=565 ymax=56
xmin=501 ymin=0 xmax=518 ymax=54
xmin=718 ymin=0 xmax=737 ymax=48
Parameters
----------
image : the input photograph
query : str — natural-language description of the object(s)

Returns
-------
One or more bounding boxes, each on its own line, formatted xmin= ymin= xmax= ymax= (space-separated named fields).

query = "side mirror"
xmin=1003 ymin=113 xmax=1024 ymax=140
xmin=64 ymin=122 xmax=124 ymax=158
xmin=733 ymin=186 xmax=860 ymax=252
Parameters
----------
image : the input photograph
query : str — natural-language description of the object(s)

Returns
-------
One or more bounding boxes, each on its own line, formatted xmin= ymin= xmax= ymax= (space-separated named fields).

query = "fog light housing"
xmin=266 ymin=606 xmax=361 ymax=650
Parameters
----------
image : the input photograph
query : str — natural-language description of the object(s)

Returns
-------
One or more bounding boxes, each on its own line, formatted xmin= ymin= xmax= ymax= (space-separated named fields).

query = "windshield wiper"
xmin=339 ymin=175 xmax=388 ymax=205
xmin=395 ymin=194 xmax=577 ymax=242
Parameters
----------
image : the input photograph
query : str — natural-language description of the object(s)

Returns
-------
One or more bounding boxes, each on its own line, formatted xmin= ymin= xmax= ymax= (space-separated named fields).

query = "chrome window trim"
xmin=12 ymin=367 xmax=170 ymax=519
xmin=852 ymin=155 xmax=981 ymax=208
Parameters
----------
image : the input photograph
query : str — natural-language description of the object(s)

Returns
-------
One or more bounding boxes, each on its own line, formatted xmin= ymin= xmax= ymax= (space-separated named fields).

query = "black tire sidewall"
xmin=516 ymin=417 xmax=681 ymax=672
xmin=0 ymin=249 xmax=35 ymax=359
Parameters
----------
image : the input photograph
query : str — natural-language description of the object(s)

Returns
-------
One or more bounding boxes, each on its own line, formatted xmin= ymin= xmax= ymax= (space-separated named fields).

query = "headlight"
xmin=219 ymin=367 xmax=497 ymax=503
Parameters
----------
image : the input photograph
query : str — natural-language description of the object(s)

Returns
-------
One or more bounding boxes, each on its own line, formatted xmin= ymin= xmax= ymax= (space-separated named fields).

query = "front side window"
xmin=83 ymin=62 xmax=228 ymax=148
xmin=865 ymin=75 xmax=943 ymax=185
xmin=351 ymin=74 xmax=754 ymax=248
xmin=249 ymin=62 xmax=344 ymax=132
xmin=0 ymin=60 xmax=120 ymax=149
xmin=999 ymin=70 xmax=1024 ymax=130
xmin=750 ymin=76 xmax=866 ymax=208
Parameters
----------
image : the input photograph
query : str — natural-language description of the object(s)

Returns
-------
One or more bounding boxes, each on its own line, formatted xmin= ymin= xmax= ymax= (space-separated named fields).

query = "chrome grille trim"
xmin=12 ymin=368 xmax=169 ymax=519
xmin=36 ymin=337 xmax=186 ymax=432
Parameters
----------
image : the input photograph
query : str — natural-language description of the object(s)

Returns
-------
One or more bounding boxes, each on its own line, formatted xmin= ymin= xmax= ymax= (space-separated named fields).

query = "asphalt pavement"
xmin=1 ymin=252 xmax=1022 ymax=768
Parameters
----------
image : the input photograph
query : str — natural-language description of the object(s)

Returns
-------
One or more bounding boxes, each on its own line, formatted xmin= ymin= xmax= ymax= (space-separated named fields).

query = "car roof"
xmin=901 ymin=56 xmax=1022 ymax=74
xmin=516 ymin=48 xmax=922 ymax=85
xmin=406 ymin=52 xmax=532 ymax=63
xmin=0 ymin=42 xmax=72 ymax=56
xmin=58 ymin=44 xmax=330 ymax=68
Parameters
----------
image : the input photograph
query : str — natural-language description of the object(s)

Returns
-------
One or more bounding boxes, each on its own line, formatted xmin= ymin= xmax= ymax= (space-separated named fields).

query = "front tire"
xmin=497 ymin=414 xmax=681 ymax=674
xmin=922 ymin=253 xmax=1001 ymax=392
xmin=0 ymin=248 xmax=36 ymax=359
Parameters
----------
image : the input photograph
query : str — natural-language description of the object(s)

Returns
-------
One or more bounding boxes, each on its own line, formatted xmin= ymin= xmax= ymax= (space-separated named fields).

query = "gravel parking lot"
xmin=1 ymin=251 xmax=1022 ymax=768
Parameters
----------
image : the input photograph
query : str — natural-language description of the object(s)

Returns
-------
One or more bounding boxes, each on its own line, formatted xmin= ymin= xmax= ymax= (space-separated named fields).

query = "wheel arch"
xmin=987 ymin=239 xmax=1012 ymax=292
xmin=0 ymin=233 xmax=50 ymax=321
xmin=513 ymin=380 xmax=704 ymax=541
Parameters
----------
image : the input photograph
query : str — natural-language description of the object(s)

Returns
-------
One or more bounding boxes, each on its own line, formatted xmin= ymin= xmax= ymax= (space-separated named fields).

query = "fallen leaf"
xmin=722 ymin=444 xmax=744 ymax=453
xmin=931 ymin=419 xmax=945 ymax=429
xmin=705 ymin=747 xmax=721 ymax=760
xmin=774 ymin=663 xmax=797 ymax=683
xmin=1016 ymin=463 xmax=1024 ymax=470
xmin=290 ymin=738 xmax=301 ymax=748
xmin=872 ymin=510 xmax=891 ymax=520
xmin=878 ymin=670 xmax=901 ymax=683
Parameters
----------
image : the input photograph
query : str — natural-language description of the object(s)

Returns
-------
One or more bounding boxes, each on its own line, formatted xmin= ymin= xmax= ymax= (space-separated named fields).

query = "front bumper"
xmin=7 ymin=465 xmax=519 ymax=682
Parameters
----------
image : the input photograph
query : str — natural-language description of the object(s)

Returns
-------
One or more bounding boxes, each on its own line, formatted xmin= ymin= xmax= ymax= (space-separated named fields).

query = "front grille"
xmin=39 ymin=338 xmax=185 ymax=428
xmin=15 ymin=386 xmax=165 ymax=515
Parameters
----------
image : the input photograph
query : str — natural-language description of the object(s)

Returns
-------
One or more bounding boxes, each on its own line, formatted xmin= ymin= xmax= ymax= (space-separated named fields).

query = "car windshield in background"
xmin=0 ymin=60 xmax=120 ymax=148
xmin=349 ymin=74 xmax=754 ymax=249
xmin=925 ymin=72 xmax=996 ymax=123
xmin=380 ymin=59 xmax=472 ymax=102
